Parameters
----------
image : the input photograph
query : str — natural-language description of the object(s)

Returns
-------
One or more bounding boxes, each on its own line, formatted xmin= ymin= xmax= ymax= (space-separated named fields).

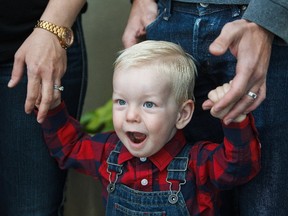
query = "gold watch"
xmin=35 ymin=20 xmax=74 ymax=49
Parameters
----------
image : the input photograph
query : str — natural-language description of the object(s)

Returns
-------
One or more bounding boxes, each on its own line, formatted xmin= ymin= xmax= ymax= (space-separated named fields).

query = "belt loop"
xmin=231 ymin=5 xmax=241 ymax=18
xmin=163 ymin=0 xmax=171 ymax=21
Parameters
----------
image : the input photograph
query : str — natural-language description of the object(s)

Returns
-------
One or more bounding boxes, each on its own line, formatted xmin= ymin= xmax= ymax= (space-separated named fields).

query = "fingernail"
xmin=225 ymin=119 xmax=232 ymax=125
xmin=202 ymin=105 xmax=209 ymax=110
xmin=37 ymin=118 xmax=43 ymax=124
xmin=213 ymin=44 xmax=223 ymax=52
xmin=7 ymin=79 xmax=14 ymax=87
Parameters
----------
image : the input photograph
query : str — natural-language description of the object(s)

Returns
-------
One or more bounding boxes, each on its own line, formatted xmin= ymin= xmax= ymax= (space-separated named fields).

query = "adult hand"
xmin=122 ymin=0 xmax=157 ymax=48
xmin=203 ymin=19 xmax=274 ymax=125
xmin=8 ymin=28 xmax=66 ymax=123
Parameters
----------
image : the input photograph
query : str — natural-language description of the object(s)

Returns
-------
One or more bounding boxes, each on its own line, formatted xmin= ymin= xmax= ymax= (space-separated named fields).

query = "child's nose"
xmin=126 ymin=106 xmax=140 ymax=122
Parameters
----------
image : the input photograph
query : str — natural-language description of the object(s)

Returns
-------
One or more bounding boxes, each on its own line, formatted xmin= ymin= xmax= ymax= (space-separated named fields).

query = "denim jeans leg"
xmin=236 ymin=42 xmax=288 ymax=216
xmin=0 ymin=70 xmax=67 ymax=216
xmin=0 ymin=16 xmax=87 ymax=216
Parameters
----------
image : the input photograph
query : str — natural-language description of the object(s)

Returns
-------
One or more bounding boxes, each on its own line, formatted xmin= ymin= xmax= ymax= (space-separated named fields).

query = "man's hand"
xmin=8 ymin=28 xmax=66 ymax=123
xmin=203 ymin=19 xmax=274 ymax=125
xmin=122 ymin=0 xmax=157 ymax=48
xmin=205 ymin=82 xmax=246 ymax=123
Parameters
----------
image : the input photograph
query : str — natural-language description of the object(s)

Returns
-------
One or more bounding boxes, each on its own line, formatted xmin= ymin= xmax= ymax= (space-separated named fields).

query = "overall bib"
xmin=105 ymin=142 xmax=191 ymax=215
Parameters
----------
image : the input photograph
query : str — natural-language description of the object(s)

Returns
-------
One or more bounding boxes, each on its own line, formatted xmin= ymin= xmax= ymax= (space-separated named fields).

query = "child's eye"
xmin=117 ymin=99 xmax=126 ymax=106
xmin=143 ymin=102 xmax=155 ymax=108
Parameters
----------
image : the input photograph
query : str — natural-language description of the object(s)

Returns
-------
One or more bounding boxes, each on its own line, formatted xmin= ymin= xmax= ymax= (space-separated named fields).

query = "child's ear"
xmin=176 ymin=99 xmax=194 ymax=129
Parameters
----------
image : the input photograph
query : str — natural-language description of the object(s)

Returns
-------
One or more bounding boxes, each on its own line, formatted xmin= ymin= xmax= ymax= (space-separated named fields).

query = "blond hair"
xmin=114 ymin=40 xmax=197 ymax=104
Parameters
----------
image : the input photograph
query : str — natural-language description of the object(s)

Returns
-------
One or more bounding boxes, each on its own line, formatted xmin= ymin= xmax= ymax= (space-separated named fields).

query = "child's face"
xmin=112 ymin=65 xmax=181 ymax=158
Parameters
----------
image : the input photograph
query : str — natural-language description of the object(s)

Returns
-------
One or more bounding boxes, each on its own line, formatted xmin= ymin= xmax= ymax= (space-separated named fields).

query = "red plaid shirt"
xmin=41 ymin=102 xmax=261 ymax=215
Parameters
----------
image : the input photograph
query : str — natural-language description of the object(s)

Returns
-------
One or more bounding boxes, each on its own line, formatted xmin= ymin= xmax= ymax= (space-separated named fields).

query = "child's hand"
xmin=203 ymin=83 xmax=246 ymax=123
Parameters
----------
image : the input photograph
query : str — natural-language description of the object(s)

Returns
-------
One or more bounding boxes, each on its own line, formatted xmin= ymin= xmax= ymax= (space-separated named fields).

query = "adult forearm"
xmin=40 ymin=0 xmax=86 ymax=27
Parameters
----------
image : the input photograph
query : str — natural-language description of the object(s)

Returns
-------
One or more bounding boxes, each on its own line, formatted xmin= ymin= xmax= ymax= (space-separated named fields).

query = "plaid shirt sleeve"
xmin=40 ymin=101 xmax=111 ymax=178
xmin=190 ymin=113 xmax=261 ymax=190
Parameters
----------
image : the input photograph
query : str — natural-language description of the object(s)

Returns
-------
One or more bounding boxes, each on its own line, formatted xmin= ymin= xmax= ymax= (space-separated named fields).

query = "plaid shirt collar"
xmin=118 ymin=130 xmax=186 ymax=171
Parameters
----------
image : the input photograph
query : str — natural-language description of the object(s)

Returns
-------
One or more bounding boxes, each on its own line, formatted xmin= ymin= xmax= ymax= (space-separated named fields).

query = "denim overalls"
xmin=105 ymin=142 xmax=191 ymax=215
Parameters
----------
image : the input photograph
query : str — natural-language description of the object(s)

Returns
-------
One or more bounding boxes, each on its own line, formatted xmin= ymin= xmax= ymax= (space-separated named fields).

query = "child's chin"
xmin=129 ymin=150 xmax=146 ymax=158
xmin=129 ymin=149 xmax=149 ymax=158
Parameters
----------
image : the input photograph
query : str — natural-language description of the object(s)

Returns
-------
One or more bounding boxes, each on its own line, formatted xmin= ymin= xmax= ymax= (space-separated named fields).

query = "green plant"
xmin=80 ymin=99 xmax=113 ymax=134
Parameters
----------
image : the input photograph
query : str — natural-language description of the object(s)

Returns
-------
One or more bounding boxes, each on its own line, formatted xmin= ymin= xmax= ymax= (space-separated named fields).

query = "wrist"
xmin=34 ymin=20 xmax=74 ymax=49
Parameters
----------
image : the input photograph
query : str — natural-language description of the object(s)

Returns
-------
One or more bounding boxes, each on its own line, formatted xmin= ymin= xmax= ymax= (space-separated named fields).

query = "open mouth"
xmin=126 ymin=132 xmax=147 ymax=144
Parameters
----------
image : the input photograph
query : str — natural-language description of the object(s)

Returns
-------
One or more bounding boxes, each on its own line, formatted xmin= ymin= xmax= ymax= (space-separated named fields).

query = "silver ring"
xmin=53 ymin=84 xmax=64 ymax=92
xmin=247 ymin=91 xmax=257 ymax=99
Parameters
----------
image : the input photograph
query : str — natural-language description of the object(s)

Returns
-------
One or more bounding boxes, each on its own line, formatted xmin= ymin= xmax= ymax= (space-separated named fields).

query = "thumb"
xmin=202 ymin=99 xmax=214 ymax=110
xmin=209 ymin=25 xmax=234 ymax=56
xmin=209 ymin=37 xmax=229 ymax=56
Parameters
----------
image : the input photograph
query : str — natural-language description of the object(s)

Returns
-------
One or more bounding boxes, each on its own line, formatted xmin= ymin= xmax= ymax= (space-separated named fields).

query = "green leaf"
xmin=80 ymin=99 xmax=113 ymax=134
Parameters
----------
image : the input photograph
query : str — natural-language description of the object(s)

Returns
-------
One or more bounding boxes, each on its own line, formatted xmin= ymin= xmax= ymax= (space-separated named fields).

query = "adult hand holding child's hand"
xmin=203 ymin=82 xmax=246 ymax=123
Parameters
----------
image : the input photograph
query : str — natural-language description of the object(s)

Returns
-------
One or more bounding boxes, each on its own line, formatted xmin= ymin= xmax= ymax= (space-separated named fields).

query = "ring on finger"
xmin=247 ymin=91 xmax=257 ymax=99
xmin=54 ymin=84 xmax=64 ymax=92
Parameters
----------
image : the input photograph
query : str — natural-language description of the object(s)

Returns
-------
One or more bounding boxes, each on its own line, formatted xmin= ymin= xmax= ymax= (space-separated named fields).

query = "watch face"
xmin=62 ymin=28 xmax=74 ymax=48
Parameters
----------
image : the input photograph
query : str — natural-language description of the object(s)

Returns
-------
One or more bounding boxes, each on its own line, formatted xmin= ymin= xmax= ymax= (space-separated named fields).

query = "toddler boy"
xmin=40 ymin=40 xmax=260 ymax=215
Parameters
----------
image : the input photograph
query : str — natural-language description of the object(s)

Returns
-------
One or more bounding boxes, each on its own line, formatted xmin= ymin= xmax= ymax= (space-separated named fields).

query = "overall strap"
xmin=106 ymin=141 xmax=123 ymax=193
xmin=166 ymin=143 xmax=191 ymax=204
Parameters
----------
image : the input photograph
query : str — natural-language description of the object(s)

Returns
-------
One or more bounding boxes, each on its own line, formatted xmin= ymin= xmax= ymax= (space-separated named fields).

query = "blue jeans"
xmin=146 ymin=1 xmax=288 ymax=215
xmin=0 ymin=17 xmax=87 ymax=216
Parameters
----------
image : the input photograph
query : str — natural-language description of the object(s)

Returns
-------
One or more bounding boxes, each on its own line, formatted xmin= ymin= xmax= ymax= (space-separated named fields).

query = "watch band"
xmin=36 ymin=20 xmax=62 ymax=37
xmin=35 ymin=20 xmax=73 ymax=49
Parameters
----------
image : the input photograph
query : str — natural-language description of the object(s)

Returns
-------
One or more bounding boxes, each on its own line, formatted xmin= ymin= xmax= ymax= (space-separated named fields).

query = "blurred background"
xmin=64 ymin=0 xmax=130 ymax=215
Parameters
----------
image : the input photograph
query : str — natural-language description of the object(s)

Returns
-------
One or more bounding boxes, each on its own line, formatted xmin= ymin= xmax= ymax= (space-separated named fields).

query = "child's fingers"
xmin=208 ymin=83 xmax=231 ymax=103
xmin=207 ymin=82 xmax=246 ymax=123
xmin=216 ymin=83 xmax=231 ymax=99
xmin=208 ymin=90 xmax=219 ymax=103
xmin=209 ymin=83 xmax=232 ymax=118
xmin=223 ymin=83 xmax=231 ymax=93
